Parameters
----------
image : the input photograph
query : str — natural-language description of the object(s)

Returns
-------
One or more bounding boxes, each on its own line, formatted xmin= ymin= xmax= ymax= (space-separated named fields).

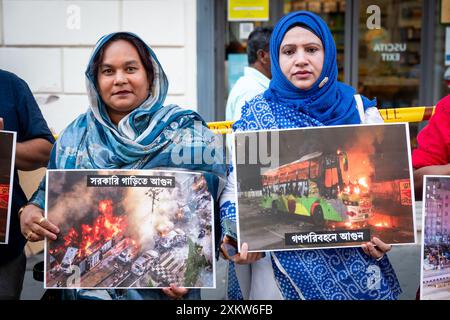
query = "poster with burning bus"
xmin=0 ymin=130 xmax=16 ymax=244
xmin=233 ymin=123 xmax=415 ymax=252
xmin=44 ymin=169 xmax=214 ymax=289
xmin=420 ymin=176 xmax=450 ymax=300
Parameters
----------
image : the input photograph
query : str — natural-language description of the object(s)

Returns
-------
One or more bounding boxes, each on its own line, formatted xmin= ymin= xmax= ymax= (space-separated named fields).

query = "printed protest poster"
xmin=420 ymin=176 xmax=450 ymax=300
xmin=44 ymin=169 xmax=214 ymax=289
xmin=233 ymin=123 xmax=416 ymax=252
xmin=0 ymin=130 xmax=16 ymax=244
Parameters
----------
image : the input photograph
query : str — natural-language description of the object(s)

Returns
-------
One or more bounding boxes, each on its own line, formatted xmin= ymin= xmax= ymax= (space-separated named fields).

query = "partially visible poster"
xmin=45 ymin=169 xmax=214 ymax=289
xmin=233 ymin=123 xmax=416 ymax=252
xmin=228 ymin=0 xmax=269 ymax=21
xmin=420 ymin=176 xmax=450 ymax=300
xmin=0 ymin=130 xmax=16 ymax=245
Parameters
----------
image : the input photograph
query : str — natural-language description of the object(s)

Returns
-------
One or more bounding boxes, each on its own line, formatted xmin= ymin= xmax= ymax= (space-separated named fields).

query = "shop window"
xmin=358 ymin=0 xmax=422 ymax=108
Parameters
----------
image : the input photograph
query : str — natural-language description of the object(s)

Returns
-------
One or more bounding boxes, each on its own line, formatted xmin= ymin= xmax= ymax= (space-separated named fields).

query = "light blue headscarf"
xmin=29 ymin=32 xmax=226 ymax=300
xmin=31 ymin=31 xmax=226 ymax=211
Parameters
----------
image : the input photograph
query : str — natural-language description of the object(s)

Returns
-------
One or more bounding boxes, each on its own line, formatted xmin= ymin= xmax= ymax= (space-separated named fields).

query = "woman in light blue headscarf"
xmin=219 ymin=11 xmax=402 ymax=300
xmin=19 ymin=32 xmax=227 ymax=300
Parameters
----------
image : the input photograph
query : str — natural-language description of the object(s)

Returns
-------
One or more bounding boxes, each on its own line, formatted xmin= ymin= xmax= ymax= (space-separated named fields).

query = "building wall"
xmin=0 ymin=0 xmax=197 ymax=135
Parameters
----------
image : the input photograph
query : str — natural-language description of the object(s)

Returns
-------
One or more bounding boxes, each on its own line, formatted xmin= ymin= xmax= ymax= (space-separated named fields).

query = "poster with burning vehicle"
xmin=0 ymin=130 xmax=16 ymax=244
xmin=44 ymin=169 xmax=215 ymax=289
xmin=233 ymin=123 xmax=416 ymax=252
xmin=420 ymin=176 xmax=450 ymax=300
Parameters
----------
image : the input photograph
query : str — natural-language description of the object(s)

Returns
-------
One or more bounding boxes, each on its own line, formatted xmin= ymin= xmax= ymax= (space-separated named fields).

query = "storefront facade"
xmin=197 ymin=0 xmax=450 ymax=145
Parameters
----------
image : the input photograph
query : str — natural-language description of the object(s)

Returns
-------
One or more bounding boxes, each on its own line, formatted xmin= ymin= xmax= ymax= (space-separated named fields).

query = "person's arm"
xmin=0 ymin=117 xmax=53 ymax=170
xmin=15 ymin=137 xmax=53 ymax=171
xmin=20 ymin=147 xmax=59 ymax=242
xmin=161 ymin=284 xmax=189 ymax=300
xmin=411 ymin=99 xmax=450 ymax=197
xmin=361 ymin=237 xmax=392 ymax=260
xmin=13 ymin=75 xmax=55 ymax=170
xmin=414 ymin=164 xmax=450 ymax=196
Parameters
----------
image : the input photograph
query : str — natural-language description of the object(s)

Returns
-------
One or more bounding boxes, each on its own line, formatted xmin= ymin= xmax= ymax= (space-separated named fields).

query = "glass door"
xmin=224 ymin=0 xmax=347 ymax=113
xmin=357 ymin=0 xmax=423 ymax=108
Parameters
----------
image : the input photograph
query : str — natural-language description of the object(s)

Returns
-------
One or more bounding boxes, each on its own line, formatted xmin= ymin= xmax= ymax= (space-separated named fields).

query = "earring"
xmin=318 ymin=77 xmax=329 ymax=88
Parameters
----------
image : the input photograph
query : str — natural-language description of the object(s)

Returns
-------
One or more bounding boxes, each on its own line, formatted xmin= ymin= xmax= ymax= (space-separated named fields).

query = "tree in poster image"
xmin=145 ymin=188 xmax=162 ymax=214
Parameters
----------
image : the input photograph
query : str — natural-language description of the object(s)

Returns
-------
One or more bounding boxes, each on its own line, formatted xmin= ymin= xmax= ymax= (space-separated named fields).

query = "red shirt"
xmin=412 ymin=95 xmax=450 ymax=168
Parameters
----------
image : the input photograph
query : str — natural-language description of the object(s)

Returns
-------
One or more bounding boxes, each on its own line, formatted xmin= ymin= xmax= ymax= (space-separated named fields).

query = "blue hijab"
xmin=264 ymin=11 xmax=375 ymax=125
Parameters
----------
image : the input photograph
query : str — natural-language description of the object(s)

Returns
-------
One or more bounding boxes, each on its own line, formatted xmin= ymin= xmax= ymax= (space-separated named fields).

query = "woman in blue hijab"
xmin=19 ymin=32 xmax=227 ymax=300
xmin=219 ymin=11 xmax=401 ymax=300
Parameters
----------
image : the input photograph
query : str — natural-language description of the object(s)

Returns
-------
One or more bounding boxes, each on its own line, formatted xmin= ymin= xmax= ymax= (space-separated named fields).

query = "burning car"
xmin=131 ymin=250 xmax=159 ymax=277
xmin=117 ymin=247 xmax=135 ymax=264
xmin=175 ymin=204 xmax=192 ymax=222
xmin=131 ymin=256 xmax=149 ymax=277
xmin=154 ymin=228 xmax=187 ymax=251
xmin=142 ymin=249 xmax=159 ymax=261
xmin=171 ymin=228 xmax=187 ymax=246
xmin=60 ymin=247 xmax=78 ymax=274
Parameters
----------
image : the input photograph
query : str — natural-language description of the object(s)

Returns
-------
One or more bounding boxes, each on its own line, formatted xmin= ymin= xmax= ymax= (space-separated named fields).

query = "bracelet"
xmin=18 ymin=204 xmax=27 ymax=218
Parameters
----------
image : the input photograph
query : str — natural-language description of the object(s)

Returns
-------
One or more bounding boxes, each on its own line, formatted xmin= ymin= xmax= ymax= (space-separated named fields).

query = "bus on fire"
xmin=260 ymin=150 xmax=373 ymax=227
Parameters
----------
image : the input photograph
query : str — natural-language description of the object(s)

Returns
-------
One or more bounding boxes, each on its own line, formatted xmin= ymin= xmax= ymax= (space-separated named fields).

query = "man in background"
xmin=0 ymin=69 xmax=54 ymax=299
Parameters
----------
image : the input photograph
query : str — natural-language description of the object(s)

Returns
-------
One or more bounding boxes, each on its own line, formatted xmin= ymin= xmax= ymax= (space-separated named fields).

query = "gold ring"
xmin=25 ymin=231 xmax=34 ymax=240
xmin=38 ymin=217 xmax=46 ymax=225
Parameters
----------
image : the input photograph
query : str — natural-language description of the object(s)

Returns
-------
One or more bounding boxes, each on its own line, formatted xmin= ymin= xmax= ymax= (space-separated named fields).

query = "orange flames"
xmin=341 ymin=177 xmax=370 ymax=197
xmin=51 ymin=199 xmax=128 ymax=259
xmin=346 ymin=149 xmax=375 ymax=184
xmin=157 ymin=224 xmax=170 ymax=237
xmin=371 ymin=214 xmax=392 ymax=228
xmin=374 ymin=222 xmax=390 ymax=228
xmin=64 ymin=228 xmax=78 ymax=247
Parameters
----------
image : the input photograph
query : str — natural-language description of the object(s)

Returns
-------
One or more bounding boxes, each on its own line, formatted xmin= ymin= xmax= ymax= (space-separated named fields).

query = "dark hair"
xmin=247 ymin=27 xmax=273 ymax=65
xmin=92 ymin=33 xmax=154 ymax=88
xmin=286 ymin=23 xmax=321 ymax=40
